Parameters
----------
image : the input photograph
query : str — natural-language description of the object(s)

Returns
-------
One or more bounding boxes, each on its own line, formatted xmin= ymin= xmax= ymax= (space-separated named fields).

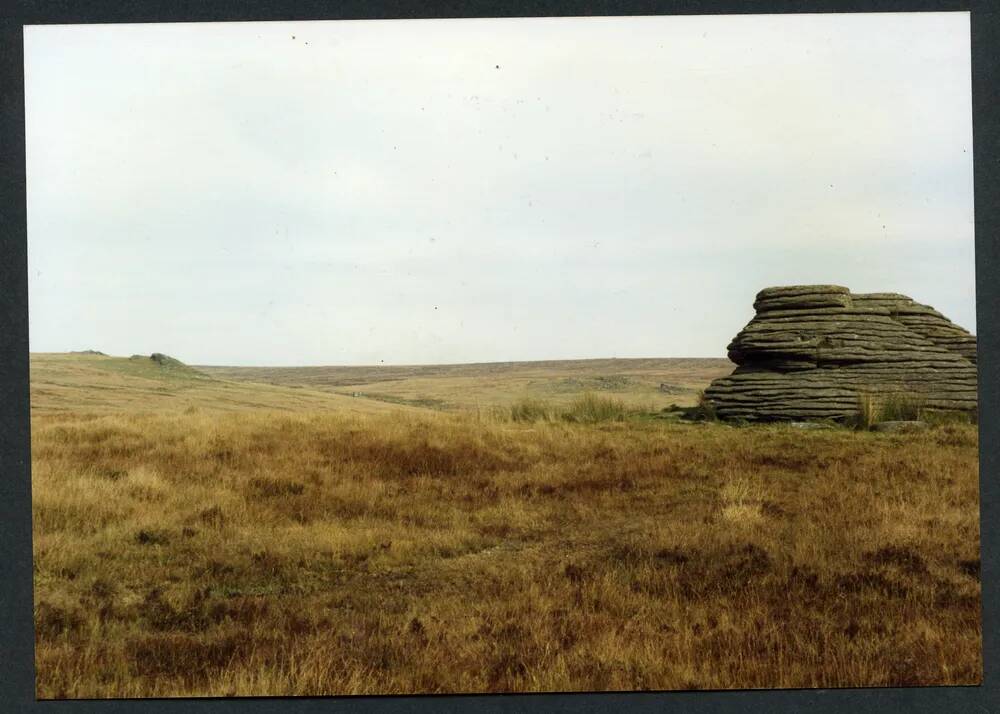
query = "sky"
xmin=24 ymin=12 xmax=975 ymax=366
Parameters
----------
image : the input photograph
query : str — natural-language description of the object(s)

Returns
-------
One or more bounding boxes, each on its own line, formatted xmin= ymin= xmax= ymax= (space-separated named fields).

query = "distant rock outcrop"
xmin=704 ymin=286 xmax=977 ymax=421
xmin=149 ymin=352 xmax=179 ymax=366
xmin=130 ymin=352 xmax=184 ymax=367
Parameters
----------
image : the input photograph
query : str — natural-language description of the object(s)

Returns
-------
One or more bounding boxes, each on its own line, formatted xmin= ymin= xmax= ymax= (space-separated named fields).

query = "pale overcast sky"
xmin=24 ymin=13 xmax=975 ymax=366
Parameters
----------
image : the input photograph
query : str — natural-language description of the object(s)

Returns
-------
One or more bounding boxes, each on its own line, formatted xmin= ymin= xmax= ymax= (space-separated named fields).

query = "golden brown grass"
xmin=32 ymin=405 xmax=981 ymax=697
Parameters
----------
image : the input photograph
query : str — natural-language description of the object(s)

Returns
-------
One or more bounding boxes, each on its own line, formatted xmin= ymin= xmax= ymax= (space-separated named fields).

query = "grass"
xmin=563 ymin=393 xmax=630 ymax=423
xmin=505 ymin=397 xmax=559 ymax=423
xmin=196 ymin=358 xmax=734 ymax=412
xmin=29 ymin=353 xmax=982 ymax=697
xmin=340 ymin=391 xmax=450 ymax=410
xmin=29 ymin=353 xmax=420 ymax=416
xmin=32 ymin=412 xmax=981 ymax=697
xmin=856 ymin=390 xmax=933 ymax=429
xmin=499 ymin=393 xmax=638 ymax=424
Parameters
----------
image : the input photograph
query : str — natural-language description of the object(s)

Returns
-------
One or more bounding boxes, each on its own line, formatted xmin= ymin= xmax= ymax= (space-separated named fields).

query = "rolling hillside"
xmin=29 ymin=353 xmax=421 ymax=415
xmin=197 ymin=357 xmax=733 ymax=411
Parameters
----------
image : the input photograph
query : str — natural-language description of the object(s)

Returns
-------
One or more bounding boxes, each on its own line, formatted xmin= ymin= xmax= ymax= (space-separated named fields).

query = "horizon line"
xmin=32 ymin=351 xmax=731 ymax=369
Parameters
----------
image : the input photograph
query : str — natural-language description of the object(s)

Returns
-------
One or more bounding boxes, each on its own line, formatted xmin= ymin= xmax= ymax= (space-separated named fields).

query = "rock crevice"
xmin=704 ymin=286 xmax=977 ymax=421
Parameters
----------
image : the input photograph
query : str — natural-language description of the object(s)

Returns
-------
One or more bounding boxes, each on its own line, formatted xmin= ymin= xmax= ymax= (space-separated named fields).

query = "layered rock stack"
xmin=704 ymin=285 xmax=977 ymax=422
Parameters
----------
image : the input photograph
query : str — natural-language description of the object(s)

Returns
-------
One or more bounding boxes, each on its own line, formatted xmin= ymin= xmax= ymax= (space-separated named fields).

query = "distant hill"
xmin=196 ymin=357 xmax=734 ymax=411
xmin=31 ymin=353 xmax=732 ymax=414
xmin=29 ymin=352 xmax=423 ymax=415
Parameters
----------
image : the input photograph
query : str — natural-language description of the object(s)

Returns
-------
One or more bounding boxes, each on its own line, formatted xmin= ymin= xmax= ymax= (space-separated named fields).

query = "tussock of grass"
xmin=505 ymin=397 xmax=558 ymax=423
xmin=856 ymin=390 xmax=941 ymax=429
xmin=496 ymin=393 xmax=640 ymax=424
xmin=719 ymin=477 xmax=764 ymax=525
xmin=880 ymin=392 xmax=926 ymax=422
xmin=563 ymin=393 xmax=629 ymax=423
xmin=31 ymin=409 xmax=981 ymax=697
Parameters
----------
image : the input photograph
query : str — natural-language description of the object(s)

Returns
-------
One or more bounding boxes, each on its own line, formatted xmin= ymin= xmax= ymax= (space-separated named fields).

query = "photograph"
xmin=24 ymin=11 xmax=981 ymax=698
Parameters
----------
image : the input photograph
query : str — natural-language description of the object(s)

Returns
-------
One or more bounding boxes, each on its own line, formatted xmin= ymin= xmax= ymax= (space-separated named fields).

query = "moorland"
xmin=30 ymin=352 xmax=981 ymax=697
